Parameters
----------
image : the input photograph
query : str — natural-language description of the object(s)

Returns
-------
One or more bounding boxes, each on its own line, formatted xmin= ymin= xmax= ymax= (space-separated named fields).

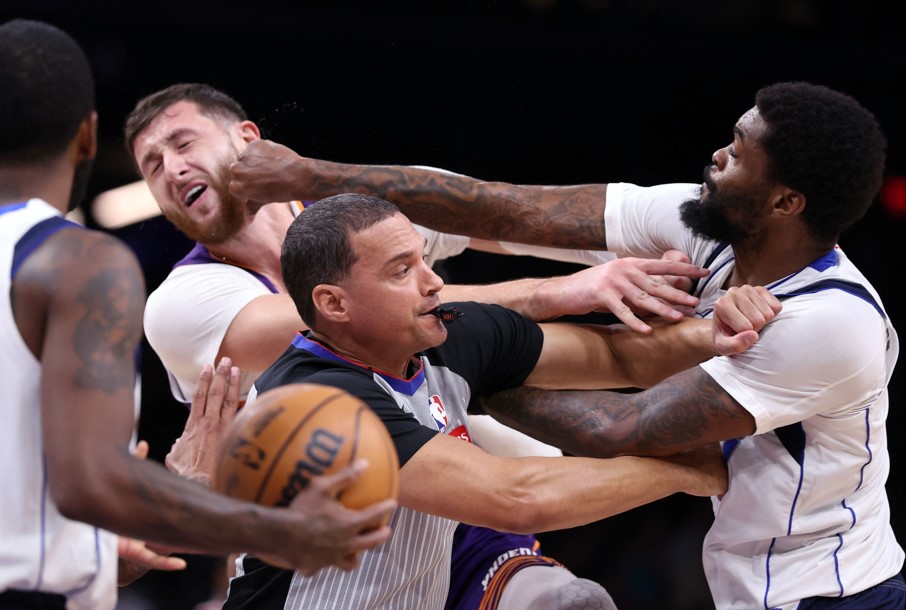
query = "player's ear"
xmin=312 ymin=284 xmax=349 ymax=322
xmin=771 ymin=185 xmax=805 ymax=219
xmin=74 ymin=111 xmax=98 ymax=162
xmin=238 ymin=120 xmax=261 ymax=144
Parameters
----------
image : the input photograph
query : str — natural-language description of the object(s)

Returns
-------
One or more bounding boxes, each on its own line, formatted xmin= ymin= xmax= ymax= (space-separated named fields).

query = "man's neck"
xmin=307 ymin=330 xmax=413 ymax=379
xmin=206 ymin=203 xmax=295 ymax=280
xmin=727 ymin=240 xmax=835 ymax=288
xmin=0 ymin=164 xmax=70 ymax=213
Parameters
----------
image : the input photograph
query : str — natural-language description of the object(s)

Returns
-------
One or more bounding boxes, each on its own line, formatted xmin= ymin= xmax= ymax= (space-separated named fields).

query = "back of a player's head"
xmin=124 ymin=83 xmax=247 ymax=157
xmin=282 ymin=194 xmax=400 ymax=328
xmin=0 ymin=19 xmax=95 ymax=164
xmin=755 ymin=81 xmax=886 ymax=243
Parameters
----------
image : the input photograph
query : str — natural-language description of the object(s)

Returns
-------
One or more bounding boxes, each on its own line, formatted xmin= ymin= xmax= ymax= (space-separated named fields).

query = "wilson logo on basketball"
xmin=277 ymin=428 xmax=345 ymax=506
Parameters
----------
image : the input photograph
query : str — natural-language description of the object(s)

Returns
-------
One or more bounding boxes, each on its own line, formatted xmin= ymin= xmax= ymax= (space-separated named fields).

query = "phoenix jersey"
xmin=0 ymin=199 xmax=118 ymax=609
xmin=605 ymin=182 xmax=904 ymax=609
xmin=445 ymin=524 xmax=564 ymax=610
xmin=223 ymin=302 xmax=544 ymax=610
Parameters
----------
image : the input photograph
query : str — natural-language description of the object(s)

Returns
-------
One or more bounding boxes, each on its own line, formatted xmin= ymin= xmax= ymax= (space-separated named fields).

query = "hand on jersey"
xmin=165 ymin=358 xmax=241 ymax=486
xmin=229 ymin=139 xmax=307 ymax=214
xmin=711 ymin=285 xmax=782 ymax=356
xmin=530 ymin=250 xmax=708 ymax=332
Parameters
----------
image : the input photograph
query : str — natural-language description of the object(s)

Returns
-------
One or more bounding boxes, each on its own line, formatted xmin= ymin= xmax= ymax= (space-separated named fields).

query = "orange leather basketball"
xmin=214 ymin=383 xmax=399 ymax=512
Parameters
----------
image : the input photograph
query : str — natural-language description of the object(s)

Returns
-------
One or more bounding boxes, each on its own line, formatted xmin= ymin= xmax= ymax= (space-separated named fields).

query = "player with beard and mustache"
xmin=224 ymin=82 xmax=904 ymax=609
xmin=679 ymin=165 xmax=770 ymax=245
xmin=0 ymin=19 xmax=398 ymax=610
xmin=167 ymin=159 xmax=247 ymax=245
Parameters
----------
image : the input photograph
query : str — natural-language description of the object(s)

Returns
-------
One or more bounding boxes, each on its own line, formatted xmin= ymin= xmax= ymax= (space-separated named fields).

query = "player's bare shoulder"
xmin=12 ymin=224 xmax=145 ymax=363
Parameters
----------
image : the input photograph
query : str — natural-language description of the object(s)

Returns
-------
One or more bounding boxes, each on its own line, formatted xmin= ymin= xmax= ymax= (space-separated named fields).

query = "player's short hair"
xmin=0 ymin=19 xmax=95 ymax=164
xmin=124 ymin=83 xmax=247 ymax=157
xmin=282 ymin=194 xmax=400 ymax=328
xmin=756 ymin=82 xmax=886 ymax=243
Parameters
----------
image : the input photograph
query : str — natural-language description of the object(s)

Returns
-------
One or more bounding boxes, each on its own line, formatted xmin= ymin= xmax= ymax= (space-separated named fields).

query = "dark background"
xmin=4 ymin=2 xmax=904 ymax=608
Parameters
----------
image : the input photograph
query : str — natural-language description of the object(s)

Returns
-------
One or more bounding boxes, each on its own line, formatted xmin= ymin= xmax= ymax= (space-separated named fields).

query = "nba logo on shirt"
xmin=428 ymin=395 xmax=447 ymax=431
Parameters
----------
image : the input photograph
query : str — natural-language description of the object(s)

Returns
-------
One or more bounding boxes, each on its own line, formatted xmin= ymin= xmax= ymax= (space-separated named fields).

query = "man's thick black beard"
xmin=679 ymin=197 xmax=750 ymax=243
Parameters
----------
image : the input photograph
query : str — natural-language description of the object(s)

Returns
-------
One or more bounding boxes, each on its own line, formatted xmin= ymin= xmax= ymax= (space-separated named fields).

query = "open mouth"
xmin=184 ymin=184 xmax=207 ymax=207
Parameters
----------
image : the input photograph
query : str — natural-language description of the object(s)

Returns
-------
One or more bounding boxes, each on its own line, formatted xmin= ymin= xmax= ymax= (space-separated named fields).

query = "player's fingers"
xmin=334 ymin=552 xmax=363 ymax=572
xmin=348 ymin=501 xmax=398 ymax=536
xmin=626 ymin=295 xmax=685 ymax=323
xmin=716 ymin=286 xmax=780 ymax=333
xmin=609 ymin=302 xmax=653 ymax=333
xmin=351 ymin=522 xmax=394 ymax=549
xmin=220 ymin=365 xmax=241 ymax=425
xmin=642 ymin=277 xmax=700 ymax=306
xmin=133 ymin=440 xmax=149 ymax=460
xmin=750 ymin=286 xmax=782 ymax=318
xmin=639 ymin=259 xmax=710 ymax=279
xmin=118 ymin=537 xmax=187 ymax=571
xmin=189 ymin=364 xmax=214 ymax=419
xmin=204 ymin=357 xmax=233 ymax=418
xmin=616 ymin=276 xmax=691 ymax=321
xmin=715 ymin=326 xmax=759 ymax=356
xmin=714 ymin=291 xmax=760 ymax=331
xmin=311 ymin=459 xmax=369 ymax=498
xmin=660 ymin=248 xmax=692 ymax=264
xmin=135 ymin=548 xmax=187 ymax=572
xmin=725 ymin=329 xmax=759 ymax=355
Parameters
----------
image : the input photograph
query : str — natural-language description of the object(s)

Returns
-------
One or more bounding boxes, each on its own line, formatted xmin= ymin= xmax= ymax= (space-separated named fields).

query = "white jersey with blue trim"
xmin=0 ymin=199 xmax=118 ymax=609
xmin=605 ymin=182 xmax=904 ymax=609
xmin=145 ymin=254 xmax=272 ymax=403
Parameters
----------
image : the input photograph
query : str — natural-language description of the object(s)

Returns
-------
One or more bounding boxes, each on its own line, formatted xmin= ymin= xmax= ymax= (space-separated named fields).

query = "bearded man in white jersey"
xmin=225 ymin=81 xmax=905 ymax=609
xmin=224 ymin=192 xmax=775 ymax=609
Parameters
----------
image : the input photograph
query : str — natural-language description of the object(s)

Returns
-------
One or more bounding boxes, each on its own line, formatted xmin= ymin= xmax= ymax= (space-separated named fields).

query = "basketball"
xmin=213 ymin=383 xmax=400 ymax=513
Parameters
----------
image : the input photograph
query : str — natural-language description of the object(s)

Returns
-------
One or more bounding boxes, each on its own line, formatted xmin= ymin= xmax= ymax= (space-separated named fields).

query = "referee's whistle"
xmin=429 ymin=306 xmax=464 ymax=323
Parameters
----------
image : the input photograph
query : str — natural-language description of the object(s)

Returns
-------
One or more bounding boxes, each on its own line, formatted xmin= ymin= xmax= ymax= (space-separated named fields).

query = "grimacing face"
xmin=132 ymin=101 xmax=249 ymax=245
xmin=680 ymin=107 xmax=774 ymax=244
xmin=679 ymin=166 xmax=770 ymax=244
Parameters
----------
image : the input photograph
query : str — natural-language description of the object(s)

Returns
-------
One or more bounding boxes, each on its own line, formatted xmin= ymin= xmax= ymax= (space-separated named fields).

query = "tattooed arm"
xmin=228 ymin=139 xmax=611 ymax=249
xmin=480 ymin=367 xmax=755 ymax=458
xmin=13 ymin=227 xmax=395 ymax=575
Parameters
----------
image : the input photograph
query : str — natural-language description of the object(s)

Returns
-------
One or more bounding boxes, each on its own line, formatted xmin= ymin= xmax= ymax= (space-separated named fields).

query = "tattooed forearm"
xmin=482 ymin=368 xmax=755 ymax=458
xmin=331 ymin=163 xmax=609 ymax=249
xmin=125 ymin=450 xmax=226 ymax=546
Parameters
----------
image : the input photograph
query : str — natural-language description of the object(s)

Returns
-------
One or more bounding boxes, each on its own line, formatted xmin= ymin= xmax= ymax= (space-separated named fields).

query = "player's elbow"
xmin=46 ymin=451 xmax=128 ymax=526
xmin=568 ymin=423 xmax=633 ymax=458
xmin=49 ymin=475 xmax=108 ymax=523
